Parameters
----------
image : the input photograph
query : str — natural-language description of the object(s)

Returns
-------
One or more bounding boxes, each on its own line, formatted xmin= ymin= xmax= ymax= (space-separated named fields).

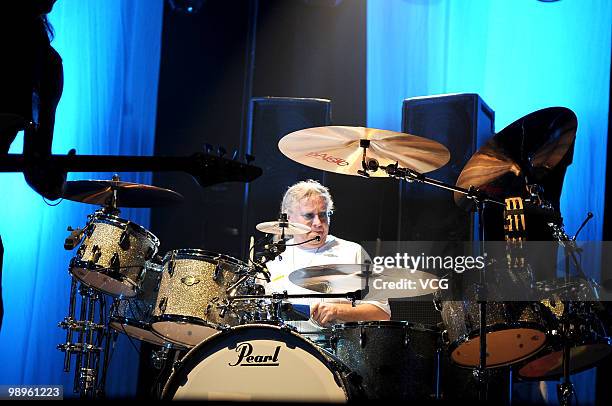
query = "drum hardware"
xmin=57 ymin=277 xmax=111 ymax=398
xmin=541 ymin=213 xmax=602 ymax=406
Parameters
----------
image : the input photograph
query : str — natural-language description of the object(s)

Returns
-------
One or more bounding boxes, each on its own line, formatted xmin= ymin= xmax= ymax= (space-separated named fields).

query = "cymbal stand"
xmin=57 ymin=276 xmax=108 ymax=398
xmin=376 ymin=161 xmax=504 ymax=401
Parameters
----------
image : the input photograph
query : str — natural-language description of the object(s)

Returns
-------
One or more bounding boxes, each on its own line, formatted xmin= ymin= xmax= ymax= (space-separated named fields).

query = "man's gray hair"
xmin=281 ymin=179 xmax=334 ymax=215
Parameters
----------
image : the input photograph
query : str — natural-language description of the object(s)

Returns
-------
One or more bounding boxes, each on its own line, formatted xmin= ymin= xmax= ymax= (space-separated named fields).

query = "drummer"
xmin=264 ymin=180 xmax=390 ymax=330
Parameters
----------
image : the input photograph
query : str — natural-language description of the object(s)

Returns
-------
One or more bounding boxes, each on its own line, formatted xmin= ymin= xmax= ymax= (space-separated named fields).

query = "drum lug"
xmin=168 ymin=257 xmax=175 ymax=277
xmin=85 ymin=223 xmax=95 ymax=238
xmin=441 ymin=329 xmax=450 ymax=346
xmin=110 ymin=252 xmax=121 ymax=270
xmin=330 ymin=334 xmax=338 ymax=352
xmin=404 ymin=328 xmax=411 ymax=347
xmin=173 ymin=359 xmax=183 ymax=371
xmin=119 ymin=229 xmax=130 ymax=250
xmin=213 ymin=263 xmax=223 ymax=281
xmin=159 ymin=297 xmax=167 ymax=313
xmin=76 ymin=244 xmax=87 ymax=258
xmin=91 ymin=245 xmax=102 ymax=264
xmin=359 ymin=327 xmax=366 ymax=348
xmin=145 ymin=246 xmax=155 ymax=261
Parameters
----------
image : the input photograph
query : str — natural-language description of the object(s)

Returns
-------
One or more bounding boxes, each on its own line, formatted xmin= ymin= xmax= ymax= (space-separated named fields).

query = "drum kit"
xmin=54 ymin=106 xmax=611 ymax=404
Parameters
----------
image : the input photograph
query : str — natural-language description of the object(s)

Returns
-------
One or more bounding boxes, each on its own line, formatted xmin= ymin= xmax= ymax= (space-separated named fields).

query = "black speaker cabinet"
xmin=398 ymin=93 xmax=494 ymax=243
xmin=242 ymin=97 xmax=332 ymax=254
xmin=390 ymin=94 xmax=494 ymax=325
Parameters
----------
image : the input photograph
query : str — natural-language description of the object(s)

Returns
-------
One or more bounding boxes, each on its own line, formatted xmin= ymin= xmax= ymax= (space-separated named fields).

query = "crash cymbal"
xmin=288 ymin=264 xmax=440 ymax=298
xmin=278 ymin=126 xmax=450 ymax=177
xmin=454 ymin=107 xmax=577 ymax=209
xmin=256 ymin=220 xmax=310 ymax=235
xmin=62 ymin=179 xmax=184 ymax=207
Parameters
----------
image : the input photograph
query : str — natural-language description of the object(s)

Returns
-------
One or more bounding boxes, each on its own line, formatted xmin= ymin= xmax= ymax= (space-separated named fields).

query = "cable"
xmin=43 ymin=197 xmax=63 ymax=206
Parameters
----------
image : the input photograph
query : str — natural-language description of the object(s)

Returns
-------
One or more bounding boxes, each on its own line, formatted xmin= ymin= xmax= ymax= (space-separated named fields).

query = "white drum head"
xmin=163 ymin=324 xmax=348 ymax=402
xmin=151 ymin=320 xmax=218 ymax=347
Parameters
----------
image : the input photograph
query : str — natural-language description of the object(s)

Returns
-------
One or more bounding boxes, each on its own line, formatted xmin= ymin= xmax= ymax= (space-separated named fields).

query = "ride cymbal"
xmin=278 ymin=126 xmax=450 ymax=177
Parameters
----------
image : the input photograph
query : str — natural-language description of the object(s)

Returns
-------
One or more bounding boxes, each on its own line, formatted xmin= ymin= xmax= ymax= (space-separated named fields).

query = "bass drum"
xmin=162 ymin=324 xmax=358 ymax=402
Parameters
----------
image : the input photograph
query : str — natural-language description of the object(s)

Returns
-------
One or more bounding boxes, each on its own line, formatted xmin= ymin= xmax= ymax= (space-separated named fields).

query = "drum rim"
xmin=162 ymin=249 xmax=249 ymax=270
xmin=150 ymin=314 xmax=225 ymax=346
xmin=516 ymin=340 xmax=612 ymax=380
xmin=447 ymin=320 xmax=549 ymax=368
xmin=90 ymin=212 xmax=161 ymax=247
xmin=69 ymin=260 xmax=139 ymax=297
xmin=332 ymin=320 xmax=439 ymax=332
xmin=109 ymin=317 xmax=185 ymax=348
xmin=160 ymin=323 xmax=350 ymax=401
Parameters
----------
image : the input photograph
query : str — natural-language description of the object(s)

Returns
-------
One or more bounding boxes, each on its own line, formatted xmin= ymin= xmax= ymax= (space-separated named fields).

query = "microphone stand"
xmin=547 ymin=212 xmax=593 ymax=406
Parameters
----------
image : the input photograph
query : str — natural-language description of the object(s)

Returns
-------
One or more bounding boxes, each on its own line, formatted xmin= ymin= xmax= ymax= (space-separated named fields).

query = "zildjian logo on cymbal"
xmin=305 ymin=152 xmax=350 ymax=166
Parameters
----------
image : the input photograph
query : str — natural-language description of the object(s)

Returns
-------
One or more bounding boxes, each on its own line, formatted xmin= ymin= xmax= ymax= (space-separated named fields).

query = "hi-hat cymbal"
xmin=62 ymin=179 xmax=184 ymax=207
xmin=454 ymin=107 xmax=577 ymax=209
xmin=288 ymin=264 xmax=440 ymax=298
xmin=256 ymin=220 xmax=311 ymax=235
xmin=278 ymin=126 xmax=450 ymax=177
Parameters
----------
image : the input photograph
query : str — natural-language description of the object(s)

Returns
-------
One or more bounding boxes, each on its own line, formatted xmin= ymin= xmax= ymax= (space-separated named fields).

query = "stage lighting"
xmin=168 ymin=0 xmax=205 ymax=14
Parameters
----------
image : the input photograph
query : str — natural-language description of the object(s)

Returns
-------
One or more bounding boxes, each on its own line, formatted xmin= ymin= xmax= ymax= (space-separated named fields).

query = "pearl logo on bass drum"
xmin=228 ymin=343 xmax=281 ymax=367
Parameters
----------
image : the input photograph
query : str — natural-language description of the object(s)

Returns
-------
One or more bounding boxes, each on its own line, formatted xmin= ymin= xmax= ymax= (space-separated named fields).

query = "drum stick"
xmin=249 ymin=236 xmax=255 ymax=263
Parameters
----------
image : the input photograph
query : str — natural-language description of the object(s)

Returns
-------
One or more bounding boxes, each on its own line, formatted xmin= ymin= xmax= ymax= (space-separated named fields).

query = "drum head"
xmin=151 ymin=318 xmax=219 ymax=347
xmin=71 ymin=266 xmax=137 ymax=297
xmin=451 ymin=327 xmax=546 ymax=368
xmin=518 ymin=343 xmax=612 ymax=379
xmin=162 ymin=324 xmax=348 ymax=402
xmin=109 ymin=319 xmax=170 ymax=347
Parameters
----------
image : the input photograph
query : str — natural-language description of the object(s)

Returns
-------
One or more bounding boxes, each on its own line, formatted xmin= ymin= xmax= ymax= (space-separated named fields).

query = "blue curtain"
xmin=367 ymin=0 xmax=611 ymax=404
xmin=0 ymin=0 xmax=164 ymax=398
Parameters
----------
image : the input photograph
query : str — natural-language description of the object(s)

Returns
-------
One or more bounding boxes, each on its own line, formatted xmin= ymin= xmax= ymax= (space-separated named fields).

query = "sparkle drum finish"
xmin=70 ymin=212 xmax=159 ymax=298
xmin=332 ymin=321 xmax=440 ymax=400
xmin=151 ymin=249 xmax=254 ymax=347
xmin=440 ymin=301 xmax=548 ymax=368
xmin=517 ymin=279 xmax=612 ymax=380
xmin=109 ymin=261 xmax=179 ymax=347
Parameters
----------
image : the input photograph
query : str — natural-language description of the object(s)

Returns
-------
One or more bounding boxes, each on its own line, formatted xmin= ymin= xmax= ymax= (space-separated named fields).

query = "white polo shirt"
xmin=264 ymin=235 xmax=390 ymax=333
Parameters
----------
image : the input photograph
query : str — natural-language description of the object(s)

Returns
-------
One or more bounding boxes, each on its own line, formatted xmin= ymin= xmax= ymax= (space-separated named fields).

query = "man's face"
xmin=287 ymin=194 xmax=330 ymax=248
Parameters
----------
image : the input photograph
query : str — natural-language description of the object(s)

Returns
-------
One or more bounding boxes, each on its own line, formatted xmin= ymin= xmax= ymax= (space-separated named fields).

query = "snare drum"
xmin=162 ymin=324 xmax=357 ymax=402
xmin=332 ymin=321 xmax=440 ymax=400
xmin=109 ymin=262 xmax=179 ymax=347
xmin=70 ymin=212 xmax=159 ymax=297
xmin=440 ymin=301 xmax=548 ymax=368
xmin=151 ymin=249 xmax=254 ymax=347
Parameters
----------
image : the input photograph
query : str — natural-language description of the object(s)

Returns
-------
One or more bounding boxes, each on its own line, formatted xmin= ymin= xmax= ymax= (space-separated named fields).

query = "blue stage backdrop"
xmin=0 ymin=0 xmax=163 ymax=398
xmin=367 ymin=0 xmax=611 ymax=404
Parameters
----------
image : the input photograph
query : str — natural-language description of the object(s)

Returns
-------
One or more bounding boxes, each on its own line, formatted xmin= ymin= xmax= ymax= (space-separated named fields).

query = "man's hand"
xmin=310 ymin=302 xmax=391 ymax=327
xmin=310 ymin=302 xmax=341 ymax=327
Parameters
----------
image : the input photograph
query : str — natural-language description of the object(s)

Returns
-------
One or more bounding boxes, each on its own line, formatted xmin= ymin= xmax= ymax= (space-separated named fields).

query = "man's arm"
xmin=311 ymin=302 xmax=390 ymax=327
